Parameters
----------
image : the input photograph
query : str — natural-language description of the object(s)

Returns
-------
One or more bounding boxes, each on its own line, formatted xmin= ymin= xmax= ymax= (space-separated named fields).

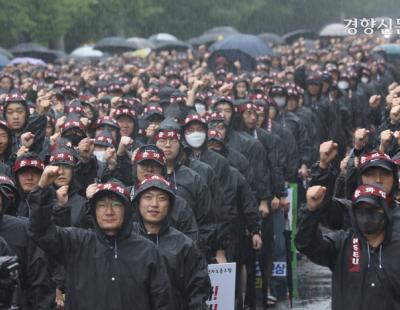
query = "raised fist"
xmin=319 ymin=140 xmax=338 ymax=168
xmin=39 ymin=166 xmax=61 ymax=188
xmin=56 ymin=185 xmax=69 ymax=207
xmin=306 ymin=186 xmax=327 ymax=212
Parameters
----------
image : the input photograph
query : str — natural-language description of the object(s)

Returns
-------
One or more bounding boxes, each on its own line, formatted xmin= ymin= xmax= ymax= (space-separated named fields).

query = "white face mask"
xmin=93 ymin=150 xmax=106 ymax=162
xmin=195 ymin=103 xmax=206 ymax=114
xmin=274 ymin=96 xmax=286 ymax=108
xmin=185 ymin=132 xmax=206 ymax=149
xmin=361 ymin=77 xmax=369 ymax=84
xmin=338 ymin=81 xmax=349 ymax=90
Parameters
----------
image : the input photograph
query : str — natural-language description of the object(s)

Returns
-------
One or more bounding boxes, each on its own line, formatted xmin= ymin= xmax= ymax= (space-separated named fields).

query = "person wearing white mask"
xmin=182 ymin=114 xmax=237 ymax=263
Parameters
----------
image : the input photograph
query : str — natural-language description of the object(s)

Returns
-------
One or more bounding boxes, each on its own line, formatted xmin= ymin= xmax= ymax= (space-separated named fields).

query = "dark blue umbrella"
xmin=209 ymin=33 xmax=273 ymax=58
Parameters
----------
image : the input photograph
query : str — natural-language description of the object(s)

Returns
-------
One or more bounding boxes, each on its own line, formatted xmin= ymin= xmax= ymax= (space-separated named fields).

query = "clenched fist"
xmin=369 ymin=95 xmax=381 ymax=109
xmin=117 ymin=136 xmax=133 ymax=156
xmin=353 ymin=128 xmax=369 ymax=150
xmin=78 ymin=138 xmax=94 ymax=162
xmin=56 ymin=185 xmax=69 ymax=207
xmin=306 ymin=186 xmax=327 ymax=212
xmin=39 ymin=166 xmax=61 ymax=188
xmin=21 ymin=132 xmax=35 ymax=148
xmin=319 ymin=140 xmax=338 ymax=169
xmin=379 ymin=130 xmax=393 ymax=152
xmin=86 ymin=183 xmax=98 ymax=200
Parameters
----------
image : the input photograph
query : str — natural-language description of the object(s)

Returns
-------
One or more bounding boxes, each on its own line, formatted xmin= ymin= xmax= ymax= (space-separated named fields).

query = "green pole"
xmin=290 ymin=183 xmax=299 ymax=300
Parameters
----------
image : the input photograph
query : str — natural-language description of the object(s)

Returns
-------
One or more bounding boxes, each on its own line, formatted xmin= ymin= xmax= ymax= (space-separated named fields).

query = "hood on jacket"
xmin=89 ymin=179 xmax=133 ymax=241
xmin=132 ymin=175 xmax=175 ymax=236
xmin=350 ymin=184 xmax=393 ymax=245
xmin=357 ymin=152 xmax=398 ymax=200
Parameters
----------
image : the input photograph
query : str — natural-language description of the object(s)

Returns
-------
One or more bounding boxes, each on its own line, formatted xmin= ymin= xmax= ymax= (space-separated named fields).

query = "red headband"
xmin=359 ymin=152 xmax=392 ymax=167
xmin=0 ymin=175 xmax=15 ymax=187
xmin=13 ymin=159 xmax=45 ymax=173
xmin=154 ymin=130 xmax=181 ymax=142
xmin=49 ymin=152 xmax=74 ymax=164
xmin=183 ymin=114 xmax=206 ymax=126
xmin=114 ymin=108 xmax=136 ymax=119
xmin=95 ymin=135 xmax=115 ymax=146
xmin=138 ymin=175 xmax=171 ymax=187
xmin=144 ymin=106 xmax=163 ymax=115
xmin=134 ymin=150 xmax=166 ymax=165
xmin=62 ymin=120 xmax=85 ymax=131
xmin=352 ymin=185 xmax=388 ymax=203
xmin=94 ymin=182 xmax=130 ymax=199
xmin=237 ymin=103 xmax=256 ymax=113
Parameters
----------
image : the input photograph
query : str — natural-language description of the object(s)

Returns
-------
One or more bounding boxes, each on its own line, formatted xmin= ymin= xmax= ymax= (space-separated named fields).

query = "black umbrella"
xmin=188 ymin=26 xmax=239 ymax=47
xmin=209 ymin=34 xmax=273 ymax=58
xmin=94 ymin=37 xmax=138 ymax=54
xmin=208 ymin=49 xmax=257 ymax=72
xmin=153 ymin=40 xmax=192 ymax=52
xmin=10 ymin=42 xmax=58 ymax=62
xmin=282 ymin=29 xmax=317 ymax=44
xmin=188 ymin=33 xmax=229 ymax=47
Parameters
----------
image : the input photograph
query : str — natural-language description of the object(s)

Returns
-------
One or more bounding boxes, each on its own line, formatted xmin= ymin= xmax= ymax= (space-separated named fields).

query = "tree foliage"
xmin=0 ymin=0 xmax=399 ymax=51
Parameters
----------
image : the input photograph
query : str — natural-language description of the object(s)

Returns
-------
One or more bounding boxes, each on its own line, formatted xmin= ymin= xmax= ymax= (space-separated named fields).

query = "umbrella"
xmin=258 ymin=33 xmax=284 ymax=46
xmin=10 ymin=57 xmax=46 ymax=65
xmin=188 ymin=32 xmax=229 ymax=47
xmin=372 ymin=44 xmax=400 ymax=59
xmin=10 ymin=43 xmax=58 ymax=62
xmin=282 ymin=29 xmax=317 ymax=44
xmin=71 ymin=45 xmax=104 ymax=58
xmin=0 ymin=47 xmax=13 ymax=59
xmin=319 ymin=23 xmax=348 ymax=37
xmin=94 ymin=37 xmax=137 ymax=54
xmin=209 ymin=33 xmax=272 ymax=58
xmin=188 ymin=26 xmax=239 ymax=46
xmin=126 ymin=37 xmax=155 ymax=49
xmin=148 ymin=33 xmax=178 ymax=44
xmin=208 ymin=49 xmax=257 ymax=72
xmin=153 ymin=40 xmax=192 ymax=52
xmin=0 ymin=55 xmax=10 ymax=67
xmin=204 ymin=26 xmax=239 ymax=35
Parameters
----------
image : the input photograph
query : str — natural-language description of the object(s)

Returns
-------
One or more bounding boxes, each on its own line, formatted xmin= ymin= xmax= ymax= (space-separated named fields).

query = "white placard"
xmin=206 ymin=263 xmax=236 ymax=310
xmin=272 ymin=261 xmax=287 ymax=277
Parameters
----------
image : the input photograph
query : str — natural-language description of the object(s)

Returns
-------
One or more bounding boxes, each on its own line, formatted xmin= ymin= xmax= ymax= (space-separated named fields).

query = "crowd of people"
xmin=0 ymin=32 xmax=399 ymax=310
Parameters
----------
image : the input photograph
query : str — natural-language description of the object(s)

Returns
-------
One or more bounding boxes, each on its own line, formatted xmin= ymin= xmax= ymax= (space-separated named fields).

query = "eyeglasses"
xmin=95 ymin=200 xmax=124 ymax=212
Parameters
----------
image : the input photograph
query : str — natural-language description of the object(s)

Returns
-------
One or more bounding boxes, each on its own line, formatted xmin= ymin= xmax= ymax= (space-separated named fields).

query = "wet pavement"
xmin=256 ymin=255 xmax=332 ymax=309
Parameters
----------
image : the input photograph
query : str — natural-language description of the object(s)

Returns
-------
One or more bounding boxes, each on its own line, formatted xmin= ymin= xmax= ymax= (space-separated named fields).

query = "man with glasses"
xmin=29 ymin=165 xmax=173 ymax=310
